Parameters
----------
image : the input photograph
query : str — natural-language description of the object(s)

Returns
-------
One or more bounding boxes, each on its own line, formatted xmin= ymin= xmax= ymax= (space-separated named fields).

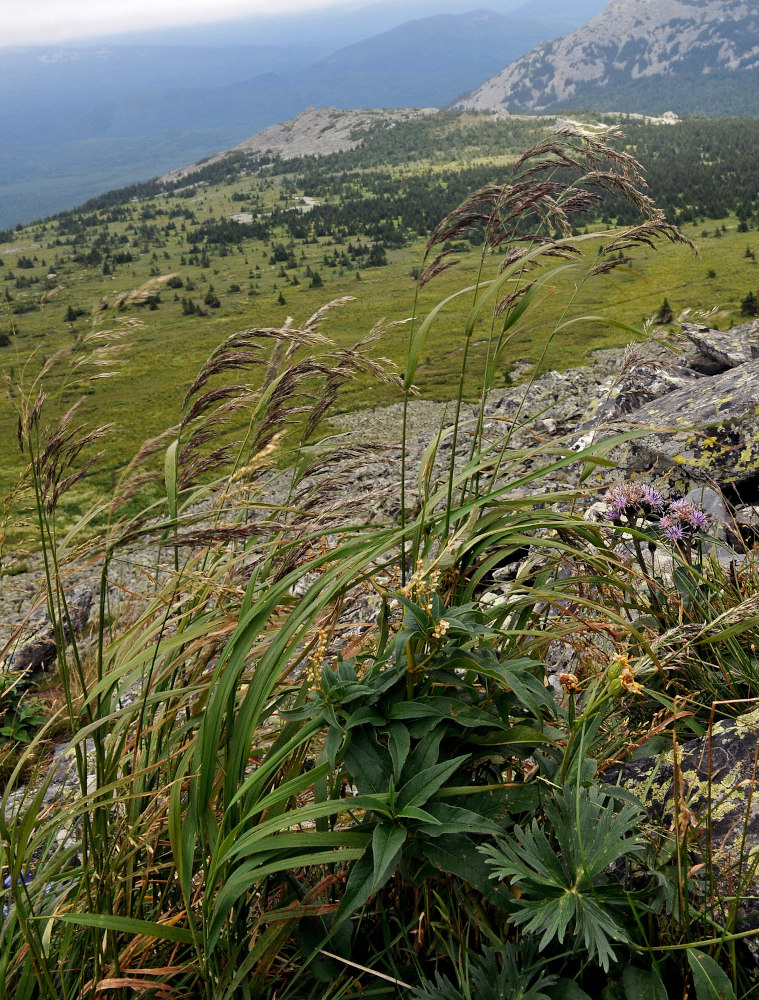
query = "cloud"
xmin=1 ymin=0 xmax=343 ymax=47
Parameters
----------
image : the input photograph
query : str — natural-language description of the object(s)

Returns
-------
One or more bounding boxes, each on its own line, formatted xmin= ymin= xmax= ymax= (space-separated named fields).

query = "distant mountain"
xmin=0 ymin=1 xmax=606 ymax=228
xmin=459 ymin=0 xmax=759 ymax=115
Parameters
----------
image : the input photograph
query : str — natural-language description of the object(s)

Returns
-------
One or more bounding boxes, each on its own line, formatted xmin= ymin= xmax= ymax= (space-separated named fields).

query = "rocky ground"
xmin=5 ymin=318 xmax=759 ymax=853
xmin=4 ymin=318 xmax=759 ymax=669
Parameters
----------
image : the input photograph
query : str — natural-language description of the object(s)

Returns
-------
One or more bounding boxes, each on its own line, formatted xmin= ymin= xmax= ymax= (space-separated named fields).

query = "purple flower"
xmin=662 ymin=498 xmax=709 ymax=534
xmin=687 ymin=509 xmax=709 ymax=531
xmin=641 ymin=485 xmax=663 ymax=509
xmin=669 ymin=498 xmax=691 ymax=514
xmin=660 ymin=516 xmax=684 ymax=542
xmin=604 ymin=482 xmax=660 ymax=519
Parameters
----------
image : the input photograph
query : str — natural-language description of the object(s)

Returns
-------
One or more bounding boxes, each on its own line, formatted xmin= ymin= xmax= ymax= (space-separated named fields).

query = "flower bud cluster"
xmin=399 ymin=558 xmax=441 ymax=614
xmin=305 ymin=625 xmax=330 ymax=685
xmin=607 ymin=654 xmax=644 ymax=697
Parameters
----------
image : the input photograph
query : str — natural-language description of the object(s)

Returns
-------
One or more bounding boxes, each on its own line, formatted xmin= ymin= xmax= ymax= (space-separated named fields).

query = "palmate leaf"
xmin=480 ymin=783 xmax=646 ymax=970
xmin=480 ymin=819 xmax=567 ymax=889
xmin=546 ymin=785 xmax=645 ymax=886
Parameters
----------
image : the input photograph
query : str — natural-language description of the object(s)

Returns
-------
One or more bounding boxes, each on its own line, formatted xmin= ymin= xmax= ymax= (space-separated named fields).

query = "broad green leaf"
xmin=622 ymin=966 xmax=667 ymax=1000
xmin=687 ymin=950 xmax=737 ymax=1000
xmin=404 ymin=728 xmax=445 ymax=779
xmin=471 ymin=724 xmax=554 ymax=747
xmin=398 ymin=805 xmax=441 ymax=824
xmin=396 ymin=755 xmax=469 ymax=812
xmin=424 ymin=834 xmax=511 ymax=908
xmin=371 ymin=823 xmax=407 ymax=889
xmin=344 ymin=728 xmax=393 ymax=795
xmin=326 ymin=725 xmax=342 ymax=768
xmin=422 ymin=803 xmax=502 ymax=838
xmin=344 ymin=707 xmax=386 ymax=729
xmin=334 ymin=849 xmax=374 ymax=924
xmin=387 ymin=721 xmax=411 ymax=782
xmin=551 ymin=980 xmax=593 ymax=1000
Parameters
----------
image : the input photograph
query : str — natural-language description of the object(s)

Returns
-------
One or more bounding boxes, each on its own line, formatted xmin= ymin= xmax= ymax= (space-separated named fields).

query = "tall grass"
xmin=1 ymin=123 xmax=757 ymax=1000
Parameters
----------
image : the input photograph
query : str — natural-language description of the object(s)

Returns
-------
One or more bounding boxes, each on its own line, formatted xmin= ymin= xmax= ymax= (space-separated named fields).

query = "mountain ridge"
xmin=0 ymin=3 xmax=604 ymax=228
xmin=459 ymin=0 xmax=759 ymax=114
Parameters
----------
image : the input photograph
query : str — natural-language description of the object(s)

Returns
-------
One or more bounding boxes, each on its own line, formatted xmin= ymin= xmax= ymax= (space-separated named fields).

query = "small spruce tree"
xmin=656 ymin=298 xmax=674 ymax=324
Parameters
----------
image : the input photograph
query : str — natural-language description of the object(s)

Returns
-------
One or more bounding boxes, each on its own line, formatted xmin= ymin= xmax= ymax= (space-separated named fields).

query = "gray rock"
xmin=604 ymin=707 xmax=759 ymax=923
xmin=3 ymin=586 xmax=93 ymax=673
xmin=682 ymin=321 xmax=759 ymax=369
xmin=617 ymin=360 xmax=759 ymax=484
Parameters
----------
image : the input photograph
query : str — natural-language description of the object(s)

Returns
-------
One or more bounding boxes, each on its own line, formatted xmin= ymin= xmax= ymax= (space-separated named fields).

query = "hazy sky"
xmin=1 ymin=0 xmax=348 ymax=46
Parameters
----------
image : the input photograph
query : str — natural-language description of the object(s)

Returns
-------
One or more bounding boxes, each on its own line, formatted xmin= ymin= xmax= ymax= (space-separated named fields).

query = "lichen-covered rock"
xmin=683 ymin=321 xmax=759 ymax=369
xmin=618 ymin=360 xmax=759 ymax=483
xmin=605 ymin=708 xmax=759 ymax=898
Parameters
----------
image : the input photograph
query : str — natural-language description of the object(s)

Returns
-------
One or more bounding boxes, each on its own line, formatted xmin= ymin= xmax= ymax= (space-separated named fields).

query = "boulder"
xmin=682 ymin=321 xmax=759 ymax=369
xmin=617 ymin=360 xmax=759 ymax=484
xmin=604 ymin=708 xmax=759 ymax=920
xmin=2 ymin=586 xmax=93 ymax=673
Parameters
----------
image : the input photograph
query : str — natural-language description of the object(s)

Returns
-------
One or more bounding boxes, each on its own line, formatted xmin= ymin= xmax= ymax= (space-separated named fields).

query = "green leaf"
xmin=326 ymin=725 xmax=343 ymax=769
xmin=395 ymin=594 xmax=432 ymax=632
xmin=371 ymin=823 xmax=407 ymax=890
xmin=422 ymin=803 xmax=502 ymax=838
xmin=622 ymin=966 xmax=667 ymax=1000
xmin=551 ymin=980 xmax=593 ymax=1000
xmin=56 ymin=912 xmax=192 ymax=944
xmin=403 ymin=727 xmax=444 ymax=779
xmin=344 ymin=707 xmax=386 ymax=729
xmin=398 ymin=805 xmax=441 ymax=825
xmin=687 ymin=950 xmax=737 ymax=1000
xmin=396 ymin=755 xmax=469 ymax=812
xmin=344 ymin=728 xmax=393 ymax=795
xmin=387 ymin=721 xmax=411 ymax=782
xmin=334 ymin=849 xmax=374 ymax=925
xmin=424 ymin=834 xmax=511 ymax=908
xmin=471 ymin=724 xmax=554 ymax=747
xmin=387 ymin=701 xmax=444 ymax=721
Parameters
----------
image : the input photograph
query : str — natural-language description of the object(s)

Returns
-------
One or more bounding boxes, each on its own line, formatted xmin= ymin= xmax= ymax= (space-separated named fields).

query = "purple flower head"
xmin=663 ymin=499 xmax=708 ymax=533
xmin=669 ymin=498 xmax=691 ymax=515
xmin=687 ymin=508 xmax=709 ymax=531
xmin=660 ymin=516 xmax=684 ymax=543
xmin=641 ymin=485 xmax=663 ymax=510
xmin=604 ymin=481 xmax=661 ymax=519
xmin=604 ymin=485 xmax=627 ymax=508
